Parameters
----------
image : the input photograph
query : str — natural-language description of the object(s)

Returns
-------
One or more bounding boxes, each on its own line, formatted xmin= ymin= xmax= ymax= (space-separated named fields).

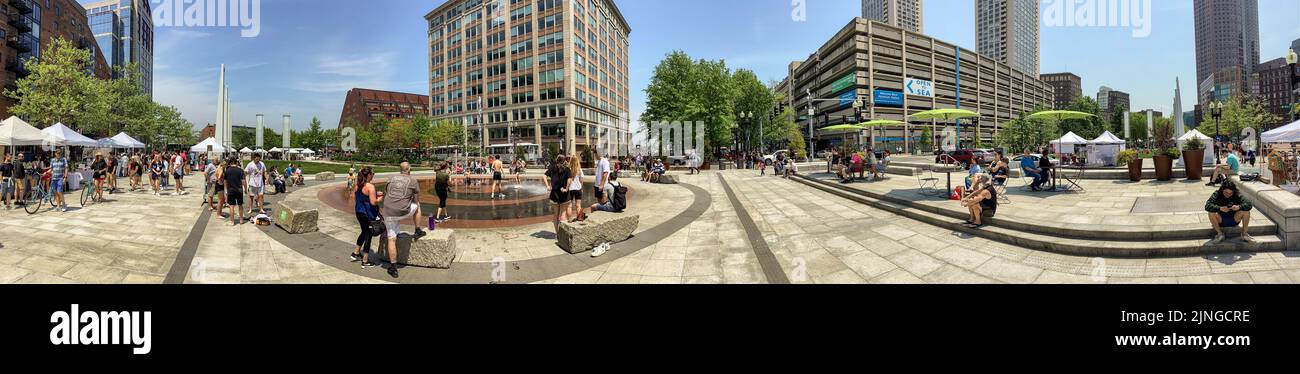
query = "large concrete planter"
xmin=1182 ymin=149 xmax=1205 ymax=180
xmin=1127 ymin=160 xmax=1143 ymax=182
xmin=1153 ymin=155 xmax=1174 ymax=181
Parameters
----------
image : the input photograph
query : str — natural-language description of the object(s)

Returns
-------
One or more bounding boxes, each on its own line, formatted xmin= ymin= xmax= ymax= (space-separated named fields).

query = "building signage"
xmin=873 ymin=89 xmax=905 ymax=107
xmin=904 ymin=78 xmax=934 ymax=97
xmin=838 ymin=91 xmax=857 ymax=107
xmin=831 ymin=73 xmax=856 ymax=93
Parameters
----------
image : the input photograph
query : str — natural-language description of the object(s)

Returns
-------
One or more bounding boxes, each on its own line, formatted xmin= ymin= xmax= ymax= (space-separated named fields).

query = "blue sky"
xmin=125 ymin=0 xmax=1300 ymax=131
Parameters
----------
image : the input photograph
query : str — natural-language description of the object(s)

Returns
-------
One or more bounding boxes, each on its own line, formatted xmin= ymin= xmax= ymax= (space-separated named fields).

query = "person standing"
xmin=223 ymin=157 xmax=246 ymax=225
xmin=544 ymin=155 xmax=571 ymax=232
xmin=204 ymin=158 xmax=220 ymax=212
xmin=130 ymin=155 xmax=143 ymax=192
xmin=244 ymin=153 xmax=268 ymax=215
xmin=489 ymin=156 xmax=505 ymax=199
xmin=149 ymin=154 xmax=165 ymax=195
xmin=171 ymin=151 xmax=186 ymax=195
xmin=593 ymin=149 xmax=611 ymax=203
xmin=105 ymin=153 xmax=117 ymax=194
xmin=434 ymin=161 xmax=452 ymax=222
xmin=352 ymin=167 xmax=381 ymax=269
xmin=381 ymin=162 xmax=425 ymax=279
xmin=91 ymin=153 xmax=109 ymax=203
xmin=49 ymin=150 xmax=69 ymax=212
xmin=12 ymin=152 xmax=26 ymax=204
xmin=565 ymin=154 xmax=585 ymax=221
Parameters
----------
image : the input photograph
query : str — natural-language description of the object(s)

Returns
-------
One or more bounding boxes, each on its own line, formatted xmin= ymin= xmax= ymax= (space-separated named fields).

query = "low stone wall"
xmin=557 ymin=214 xmax=639 ymax=254
xmin=1237 ymin=177 xmax=1300 ymax=249
xmin=315 ymin=172 xmax=336 ymax=181
xmin=653 ymin=175 xmax=679 ymax=184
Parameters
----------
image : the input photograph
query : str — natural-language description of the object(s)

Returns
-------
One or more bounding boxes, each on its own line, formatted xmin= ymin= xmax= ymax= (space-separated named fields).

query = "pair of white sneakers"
xmin=591 ymin=242 xmax=611 ymax=257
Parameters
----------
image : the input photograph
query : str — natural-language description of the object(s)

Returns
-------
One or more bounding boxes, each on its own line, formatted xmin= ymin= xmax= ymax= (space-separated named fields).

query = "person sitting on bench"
xmin=1206 ymin=180 xmax=1256 ymax=244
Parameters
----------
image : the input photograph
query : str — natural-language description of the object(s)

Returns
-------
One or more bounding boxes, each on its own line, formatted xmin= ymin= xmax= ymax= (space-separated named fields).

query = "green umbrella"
xmin=909 ymin=108 xmax=980 ymax=121
xmin=819 ymin=124 xmax=870 ymax=131
xmin=1027 ymin=110 xmax=1096 ymax=121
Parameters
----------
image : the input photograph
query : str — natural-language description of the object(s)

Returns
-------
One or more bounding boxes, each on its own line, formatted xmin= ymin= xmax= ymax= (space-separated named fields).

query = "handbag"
xmin=369 ymin=217 xmax=386 ymax=237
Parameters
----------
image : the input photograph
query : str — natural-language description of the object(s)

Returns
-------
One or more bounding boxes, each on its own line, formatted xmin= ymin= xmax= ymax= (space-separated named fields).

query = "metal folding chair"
xmin=917 ymin=169 xmax=940 ymax=195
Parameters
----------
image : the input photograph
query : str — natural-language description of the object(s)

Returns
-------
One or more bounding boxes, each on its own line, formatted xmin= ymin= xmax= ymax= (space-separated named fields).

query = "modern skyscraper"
xmin=426 ymin=0 xmax=632 ymax=156
xmin=976 ymin=0 xmax=1040 ymax=76
xmin=1097 ymin=86 xmax=1130 ymax=121
xmin=1040 ymin=73 xmax=1081 ymax=109
xmin=861 ymin=0 xmax=923 ymax=33
xmin=1193 ymin=0 xmax=1258 ymax=107
xmin=84 ymin=0 xmax=154 ymax=97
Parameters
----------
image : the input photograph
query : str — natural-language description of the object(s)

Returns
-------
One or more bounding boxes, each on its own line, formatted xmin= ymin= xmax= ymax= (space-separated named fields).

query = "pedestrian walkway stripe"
xmin=716 ymin=174 xmax=791 ymax=284
xmin=165 ymin=206 xmax=212 ymax=284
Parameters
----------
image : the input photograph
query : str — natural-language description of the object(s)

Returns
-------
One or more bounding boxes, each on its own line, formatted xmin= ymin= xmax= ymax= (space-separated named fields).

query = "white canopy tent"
xmin=1262 ymin=119 xmax=1300 ymax=144
xmin=105 ymin=132 xmax=146 ymax=149
xmin=41 ymin=123 xmax=98 ymax=147
xmin=1087 ymin=131 xmax=1126 ymax=166
xmin=1051 ymin=132 xmax=1089 ymax=154
xmin=1177 ymin=129 xmax=1214 ymax=166
xmin=269 ymin=147 xmax=283 ymax=153
xmin=239 ymin=147 xmax=254 ymax=154
xmin=301 ymin=149 xmax=315 ymax=155
xmin=190 ymin=137 xmax=229 ymax=153
xmin=0 ymin=116 xmax=48 ymax=147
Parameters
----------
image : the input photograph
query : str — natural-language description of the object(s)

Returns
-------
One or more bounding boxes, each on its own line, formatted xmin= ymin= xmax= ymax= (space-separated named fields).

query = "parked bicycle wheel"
xmin=80 ymin=181 xmax=91 ymax=207
xmin=23 ymin=188 xmax=43 ymax=215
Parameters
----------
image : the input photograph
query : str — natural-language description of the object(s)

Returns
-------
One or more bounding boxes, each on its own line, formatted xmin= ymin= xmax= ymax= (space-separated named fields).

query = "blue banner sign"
xmin=838 ymin=91 xmax=856 ymax=107
xmin=873 ymin=89 xmax=904 ymax=107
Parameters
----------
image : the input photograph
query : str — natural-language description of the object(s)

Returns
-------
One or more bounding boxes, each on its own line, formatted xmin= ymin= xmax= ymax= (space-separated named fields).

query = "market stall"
xmin=1087 ymin=131 xmax=1126 ymax=166
xmin=1177 ymin=129 xmax=1214 ymax=166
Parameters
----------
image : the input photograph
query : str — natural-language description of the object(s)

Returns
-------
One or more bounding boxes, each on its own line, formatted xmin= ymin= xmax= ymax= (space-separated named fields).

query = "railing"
xmin=7 ymin=13 xmax=33 ymax=32
xmin=8 ymin=0 xmax=34 ymax=14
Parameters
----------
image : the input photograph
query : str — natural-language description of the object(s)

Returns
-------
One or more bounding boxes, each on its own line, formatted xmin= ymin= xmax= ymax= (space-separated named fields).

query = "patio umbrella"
xmin=910 ymin=109 xmax=979 ymax=150
xmin=859 ymin=120 xmax=906 ymax=148
xmin=819 ymin=124 xmax=869 ymax=131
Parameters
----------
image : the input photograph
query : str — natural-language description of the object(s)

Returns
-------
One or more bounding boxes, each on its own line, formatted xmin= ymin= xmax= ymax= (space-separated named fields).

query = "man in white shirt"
xmin=244 ymin=153 xmax=268 ymax=215
xmin=593 ymin=148 xmax=611 ymax=201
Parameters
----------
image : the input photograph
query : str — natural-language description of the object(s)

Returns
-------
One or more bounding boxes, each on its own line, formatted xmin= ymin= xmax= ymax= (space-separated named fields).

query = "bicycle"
xmin=80 ymin=178 xmax=105 ymax=207
xmin=22 ymin=178 xmax=53 ymax=215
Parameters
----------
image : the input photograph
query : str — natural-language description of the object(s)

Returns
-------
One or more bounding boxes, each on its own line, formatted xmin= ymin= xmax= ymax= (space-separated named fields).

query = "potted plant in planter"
xmin=1118 ymin=150 xmax=1141 ymax=182
xmin=1182 ymin=136 xmax=1206 ymax=180
xmin=1151 ymin=122 xmax=1176 ymax=181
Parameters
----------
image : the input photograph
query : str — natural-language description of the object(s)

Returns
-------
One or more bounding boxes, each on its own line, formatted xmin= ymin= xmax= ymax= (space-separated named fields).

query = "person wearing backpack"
xmin=573 ymin=173 xmax=625 ymax=257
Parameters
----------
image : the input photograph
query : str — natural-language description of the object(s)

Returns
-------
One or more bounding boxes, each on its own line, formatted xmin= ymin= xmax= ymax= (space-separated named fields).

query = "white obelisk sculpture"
xmin=283 ymin=115 xmax=292 ymax=149
xmin=1173 ymin=78 xmax=1185 ymax=138
xmin=256 ymin=114 xmax=264 ymax=149
xmin=216 ymin=64 xmax=226 ymax=149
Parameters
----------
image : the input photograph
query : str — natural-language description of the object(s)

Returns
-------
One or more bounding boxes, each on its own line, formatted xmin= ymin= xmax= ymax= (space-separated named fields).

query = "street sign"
xmin=838 ymin=91 xmax=857 ymax=107
xmin=904 ymin=78 xmax=934 ymax=97
xmin=873 ymin=89 xmax=905 ymax=107
xmin=831 ymin=72 xmax=856 ymax=93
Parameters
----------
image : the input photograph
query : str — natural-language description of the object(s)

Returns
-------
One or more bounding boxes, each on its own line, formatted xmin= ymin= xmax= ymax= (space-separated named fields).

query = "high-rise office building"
xmin=1040 ymin=72 xmax=1081 ymax=109
xmin=1098 ymin=88 xmax=1130 ymax=121
xmin=426 ymin=0 xmax=632 ymax=157
xmin=2 ymin=0 xmax=111 ymax=119
xmin=976 ymin=0 xmax=1039 ymax=76
xmin=861 ymin=0 xmax=923 ymax=33
xmin=1193 ymin=0 xmax=1258 ymax=107
xmin=84 ymin=0 xmax=153 ymax=97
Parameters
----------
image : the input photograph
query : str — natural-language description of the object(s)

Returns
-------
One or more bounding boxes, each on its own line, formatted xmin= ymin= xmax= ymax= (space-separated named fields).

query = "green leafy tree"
xmin=1128 ymin=112 xmax=1149 ymax=144
xmin=430 ymin=119 xmax=466 ymax=148
xmin=641 ymin=50 xmax=738 ymax=160
xmin=4 ymin=37 xmax=108 ymax=131
xmin=1209 ymin=96 xmax=1280 ymax=139
xmin=995 ymin=115 xmax=1057 ymax=153
xmin=731 ymin=69 xmax=775 ymax=152
xmin=296 ymin=117 xmax=328 ymax=151
xmin=1059 ymin=96 xmax=1106 ymax=139
xmin=410 ymin=114 xmax=433 ymax=148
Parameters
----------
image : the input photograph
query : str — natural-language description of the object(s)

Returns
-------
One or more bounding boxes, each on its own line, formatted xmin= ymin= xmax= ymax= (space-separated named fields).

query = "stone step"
xmin=791 ymin=175 xmax=1285 ymax=258
xmin=796 ymin=174 xmax=1278 ymax=241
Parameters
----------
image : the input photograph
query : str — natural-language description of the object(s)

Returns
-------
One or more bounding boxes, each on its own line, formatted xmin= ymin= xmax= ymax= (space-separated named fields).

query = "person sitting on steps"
xmin=961 ymin=173 xmax=997 ymax=229
xmin=1206 ymin=180 xmax=1256 ymax=244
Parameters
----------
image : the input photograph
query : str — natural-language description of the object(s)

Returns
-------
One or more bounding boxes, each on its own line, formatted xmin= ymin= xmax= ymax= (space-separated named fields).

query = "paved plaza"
xmin=2 ymin=168 xmax=1300 ymax=284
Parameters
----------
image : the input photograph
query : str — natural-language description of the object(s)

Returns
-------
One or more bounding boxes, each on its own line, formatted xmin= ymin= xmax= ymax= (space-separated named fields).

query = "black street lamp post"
xmin=1211 ymin=101 xmax=1224 ymax=165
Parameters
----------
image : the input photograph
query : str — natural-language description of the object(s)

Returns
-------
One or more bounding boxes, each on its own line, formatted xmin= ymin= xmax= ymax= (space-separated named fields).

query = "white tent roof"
xmin=254 ymin=148 xmax=267 ymax=153
xmin=190 ymin=137 xmax=228 ymax=153
xmin=301 ymin=149 xmax=315 ymax=154
xmin=239 ymin=147 xmax=254 ymax=153
xmin=41 ymin=123 xmax=99 ymax=147
xmin=1263 ymin=119 xmax=1300 ymax=144
xmin=269 ymin=147 xmax=283 ymax=152
xmin=1054 ymin=132 xmax=1089 ymax=145
xmin=110 ymin=132 xmax=146 ymax=148
xmin=1091 ymin=131 xmax=1125 ymax=145
xmin=0 ymin=116 xmax=48 ymax=146
xmin=1178 ymin=129 xmax=1213 ymax=142
xmin=286 ymin=149 xmax=300 ymax=154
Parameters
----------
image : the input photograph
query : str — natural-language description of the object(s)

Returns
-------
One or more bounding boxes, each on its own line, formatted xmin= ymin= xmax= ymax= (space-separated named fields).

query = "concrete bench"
xmin=652 ymin=174 xmax=679 ymax=184
xmin=376 ymin=229 xmax=458 ymax=269
xmin=315 ymin=172 xmax=336 ymax=181
xmin=1237 ymin=177 xmax=1300 ymax=249
xmin=557 ymin=214 xmax=640 ymax=254
xmin=274 ymin=201 xmax=319 ymax=234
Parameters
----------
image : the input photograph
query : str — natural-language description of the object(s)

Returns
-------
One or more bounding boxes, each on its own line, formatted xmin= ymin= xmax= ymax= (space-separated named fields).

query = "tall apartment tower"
xmin=1193 ymin=0 xmax=1259 ymax=106
xmin=861 ymin=0 xmax=923 ymax=33
xmin=84 ymin=0 xmax=155 ymax=97
xmin=975 ymin=0 xmax=1040 ymax=76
